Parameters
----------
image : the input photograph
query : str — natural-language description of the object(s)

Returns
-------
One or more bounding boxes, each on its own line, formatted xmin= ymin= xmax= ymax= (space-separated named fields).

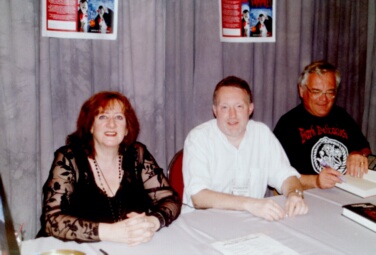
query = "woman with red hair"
xmin=37 ymin=91 xmax=181 ymax=245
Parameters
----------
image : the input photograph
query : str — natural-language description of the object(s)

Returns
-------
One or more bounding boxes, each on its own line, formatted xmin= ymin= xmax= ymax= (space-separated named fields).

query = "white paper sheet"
xmin=212 ymin=233 xmax=298 ymax=255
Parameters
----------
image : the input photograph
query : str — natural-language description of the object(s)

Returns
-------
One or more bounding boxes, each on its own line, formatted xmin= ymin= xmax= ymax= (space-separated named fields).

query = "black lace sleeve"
xmin=135 ymin=143 xmax=182 ymax=229
xmin=39 ymin=147 xmax=100 ymax=242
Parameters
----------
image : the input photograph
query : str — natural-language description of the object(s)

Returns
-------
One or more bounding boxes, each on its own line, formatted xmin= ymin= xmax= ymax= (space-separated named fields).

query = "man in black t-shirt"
xmin=274 ymin=61 xmax=372 ymax=190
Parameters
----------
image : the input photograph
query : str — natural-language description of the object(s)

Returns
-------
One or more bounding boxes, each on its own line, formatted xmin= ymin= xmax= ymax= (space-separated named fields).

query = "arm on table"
xmin=346 ymin=148 xmax=372 ymax=177
xmin=99 ymin=212 xmax=158 ymax=246
xmin=41 ymin=149 xmax=154 ymax=245
xmin=42 ymin=147 xmax=168 ymax=246
xmin=40 ymin=148 xmax=101 ymax=242
xmin=137 ymin=143 xmax=181 ymax=229
xmin=100 ymin=143 xmax=182 ymax=246
xmin=281 ymin=176 xmax=308 ymax=217
xmin=191 ymin=189 xmax=286 ymax=221
xmin=299 ymin=168 xmax=344 ymax=190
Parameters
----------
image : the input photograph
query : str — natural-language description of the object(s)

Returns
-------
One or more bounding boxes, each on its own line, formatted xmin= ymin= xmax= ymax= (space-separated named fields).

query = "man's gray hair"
xmin=298 ymin=61 xmax=341 ymax=89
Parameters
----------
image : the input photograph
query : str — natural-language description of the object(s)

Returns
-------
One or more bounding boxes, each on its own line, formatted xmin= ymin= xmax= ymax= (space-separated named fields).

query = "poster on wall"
xmin=42 ymin=0 xmax=118 ymax=40
xmin=219 ymin=0 xmax=275 ymax=43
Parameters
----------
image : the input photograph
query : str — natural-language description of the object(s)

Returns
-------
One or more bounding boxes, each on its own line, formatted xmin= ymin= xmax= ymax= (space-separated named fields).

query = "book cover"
xmin=342 ymin=203 xmax=376 ymax=232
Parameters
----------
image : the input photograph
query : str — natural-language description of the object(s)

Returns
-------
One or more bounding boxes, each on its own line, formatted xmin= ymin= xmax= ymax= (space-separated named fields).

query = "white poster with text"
xmin=42 ymin=0 xmax=118 ymax=40
xmin=220 ymin=0 xmax=275 ymax=43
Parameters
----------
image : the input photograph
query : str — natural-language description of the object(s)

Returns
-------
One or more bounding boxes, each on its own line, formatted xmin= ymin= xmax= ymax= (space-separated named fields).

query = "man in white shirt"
xmin=183 ymin=76 xmax=308 ymax=221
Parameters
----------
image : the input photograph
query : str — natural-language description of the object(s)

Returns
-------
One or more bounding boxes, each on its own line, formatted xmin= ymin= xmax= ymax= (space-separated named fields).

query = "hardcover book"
xmin=342 ymin=203 xmax=376 ymax=232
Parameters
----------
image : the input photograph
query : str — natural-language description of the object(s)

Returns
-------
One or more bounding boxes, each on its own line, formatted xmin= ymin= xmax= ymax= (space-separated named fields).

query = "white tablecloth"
xmin=21 ymin=188 xmax=376 ymax=255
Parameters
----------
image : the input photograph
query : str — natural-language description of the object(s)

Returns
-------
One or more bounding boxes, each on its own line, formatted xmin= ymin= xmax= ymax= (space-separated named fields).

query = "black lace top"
xmin=37 ymin=142 xmax=181 ymax=242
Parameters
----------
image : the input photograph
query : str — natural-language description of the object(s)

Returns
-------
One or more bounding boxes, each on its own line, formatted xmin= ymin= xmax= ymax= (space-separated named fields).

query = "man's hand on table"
xmin=346 ymin=153 xmax=368 ymax=178
xmin=285 ymin=191 xmax=308 ymax=217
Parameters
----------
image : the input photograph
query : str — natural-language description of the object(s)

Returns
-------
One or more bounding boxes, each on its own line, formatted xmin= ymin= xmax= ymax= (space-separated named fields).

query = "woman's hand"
xmin=99 ymin=212 xmax=160 ymax=245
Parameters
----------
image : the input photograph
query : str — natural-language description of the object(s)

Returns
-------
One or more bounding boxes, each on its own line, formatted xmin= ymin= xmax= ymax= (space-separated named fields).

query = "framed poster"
xmin=219 ymin=0 xmax=275 ymax=43
xmin=42 ymin=0 xmax=118 ymax=40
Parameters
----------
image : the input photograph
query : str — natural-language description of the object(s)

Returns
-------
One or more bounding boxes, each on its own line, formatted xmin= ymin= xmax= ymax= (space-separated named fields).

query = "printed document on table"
xmin=212 ymin=233 xmax=298 ymax=255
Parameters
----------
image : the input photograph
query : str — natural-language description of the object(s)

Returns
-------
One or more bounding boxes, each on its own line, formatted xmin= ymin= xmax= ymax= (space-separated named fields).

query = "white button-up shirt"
xmin=183 ymin=119 xmax=300 ymax=207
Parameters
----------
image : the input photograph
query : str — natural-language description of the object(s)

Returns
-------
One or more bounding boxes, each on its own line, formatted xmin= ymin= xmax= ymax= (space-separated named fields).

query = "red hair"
xmin=66 ymin=91 xmax=140 ymax=158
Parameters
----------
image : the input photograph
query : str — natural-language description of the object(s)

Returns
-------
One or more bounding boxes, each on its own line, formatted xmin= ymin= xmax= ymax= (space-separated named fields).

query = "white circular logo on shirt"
xmin=311 ymin=136 xmax=348 ymax=174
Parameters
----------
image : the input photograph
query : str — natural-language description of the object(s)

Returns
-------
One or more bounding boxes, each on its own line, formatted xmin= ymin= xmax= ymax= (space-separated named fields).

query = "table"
xmin=305 ymin=186 xmax=376 ymax=205
xmin=21 ymin=187 xmax=376 ymax=255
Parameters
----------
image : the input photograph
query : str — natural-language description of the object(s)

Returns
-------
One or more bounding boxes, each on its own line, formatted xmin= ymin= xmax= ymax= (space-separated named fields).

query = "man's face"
xmin=213 ymin=86 xmax=254 ymax=143
xmin=80 ymin=2 xmax=88 ymax=14
xmin=299 ymin=72 xmax=337 ymax=117
xmin=243 ymin=12 xmax=250 ymax=21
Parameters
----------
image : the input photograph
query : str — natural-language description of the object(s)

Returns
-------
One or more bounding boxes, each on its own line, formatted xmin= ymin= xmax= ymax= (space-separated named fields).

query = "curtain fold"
xmin=0 ymin=0 xmax=374 ymax=239
xmin=0 ymin=0 xmax=40 ymax=239
xmin=165 ymin=0 xmax=196 ymax=158
xmin=363 ymin=0 xmax=376 ymax=152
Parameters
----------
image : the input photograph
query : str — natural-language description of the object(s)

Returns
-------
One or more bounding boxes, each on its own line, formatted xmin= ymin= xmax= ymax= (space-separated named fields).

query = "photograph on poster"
xmin=220 ymin=0 xmax=275 ymax=43
xmin=42 ymin=0 xmax=118 ymax=40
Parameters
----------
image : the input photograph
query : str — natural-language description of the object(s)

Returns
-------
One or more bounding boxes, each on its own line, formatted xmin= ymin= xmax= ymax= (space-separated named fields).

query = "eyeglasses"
xmin=305 ymin=86 xmax=336 ymax=99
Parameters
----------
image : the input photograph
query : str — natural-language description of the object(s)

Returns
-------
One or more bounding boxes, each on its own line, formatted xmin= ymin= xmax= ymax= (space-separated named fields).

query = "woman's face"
xmin=91 ymin=100 xmax=127 ymax=151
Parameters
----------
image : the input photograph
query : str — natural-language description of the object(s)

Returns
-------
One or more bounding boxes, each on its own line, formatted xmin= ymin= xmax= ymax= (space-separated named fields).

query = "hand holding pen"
xmin=316 ymin=161 xmax=346 ymax=189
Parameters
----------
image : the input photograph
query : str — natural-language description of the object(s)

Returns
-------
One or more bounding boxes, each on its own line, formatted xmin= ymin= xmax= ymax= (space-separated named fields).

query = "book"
xmin=335 ymin=154 xmax=376 ymax=198
xmin=342 ymin=203 xmax=376 ymax=232
xmin=335 ymin=169 xmax=376 ymax=198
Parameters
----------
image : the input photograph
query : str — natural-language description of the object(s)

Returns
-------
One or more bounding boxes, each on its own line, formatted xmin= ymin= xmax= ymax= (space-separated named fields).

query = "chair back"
xmin=167 ymin=149 xmax=184 ymax=200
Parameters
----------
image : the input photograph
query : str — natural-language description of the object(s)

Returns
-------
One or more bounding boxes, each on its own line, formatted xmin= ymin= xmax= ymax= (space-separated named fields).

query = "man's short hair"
xmin=298 ymin=60 xmax=341 ymax=88
xmin=213 ymin=76 xmax=253 ymax=105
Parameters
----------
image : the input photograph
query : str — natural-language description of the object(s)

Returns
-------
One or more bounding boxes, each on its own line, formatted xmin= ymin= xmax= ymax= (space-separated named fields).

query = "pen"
xmin=320 ymin=160 xmax=346 ymax=182
xmin=338 ymin=175 xmax=346 ymax=183
xmin=99 ymin=249 xmax=109 ymax=255
xmin=320 ymin=160 xmax=329 ymax=168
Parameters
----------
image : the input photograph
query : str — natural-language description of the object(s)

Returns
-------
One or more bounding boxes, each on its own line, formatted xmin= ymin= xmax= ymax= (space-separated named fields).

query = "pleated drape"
xmin=0 ymin=0 xmax=375 ymax=238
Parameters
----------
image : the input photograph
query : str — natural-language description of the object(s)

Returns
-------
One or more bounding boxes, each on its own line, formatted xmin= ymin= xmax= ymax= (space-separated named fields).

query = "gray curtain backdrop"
xmin=0 ymin=0 xmax=375 ymax=239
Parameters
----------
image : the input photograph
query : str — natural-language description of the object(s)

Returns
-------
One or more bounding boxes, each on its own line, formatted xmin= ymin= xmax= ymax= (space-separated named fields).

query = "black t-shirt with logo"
xmin=273 ymin=104 xmax=370 ymax=175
